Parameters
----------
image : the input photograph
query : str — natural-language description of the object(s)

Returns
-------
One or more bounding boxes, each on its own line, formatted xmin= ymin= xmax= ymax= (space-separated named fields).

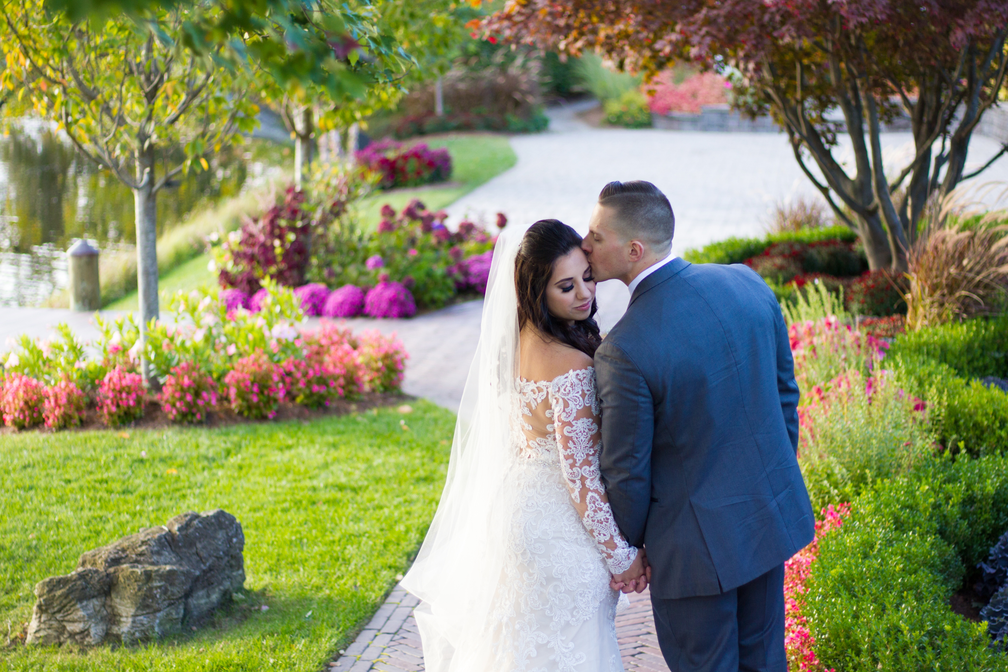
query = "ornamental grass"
xmin=905 ymin=223 xmax=1008 ymax=330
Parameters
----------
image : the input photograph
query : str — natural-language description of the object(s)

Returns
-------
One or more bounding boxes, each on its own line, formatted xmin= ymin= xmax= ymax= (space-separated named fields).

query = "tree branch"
xmin=962 ymin=143 xmax=1008 ymax=181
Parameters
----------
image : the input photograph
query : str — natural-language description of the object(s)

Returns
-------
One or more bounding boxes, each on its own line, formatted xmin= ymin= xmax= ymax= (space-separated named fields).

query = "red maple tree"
xmin=487 ymin=1 xmax=1008 ymax=271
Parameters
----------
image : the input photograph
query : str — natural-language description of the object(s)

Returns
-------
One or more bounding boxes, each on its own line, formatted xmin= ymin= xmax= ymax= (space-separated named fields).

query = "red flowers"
xmin=784 ymin=504 xmax=850 ymax=672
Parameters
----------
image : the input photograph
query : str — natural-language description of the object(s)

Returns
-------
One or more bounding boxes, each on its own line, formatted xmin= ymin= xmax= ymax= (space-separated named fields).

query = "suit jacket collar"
xmin=629 ymin=256 xmax=690 ymax=306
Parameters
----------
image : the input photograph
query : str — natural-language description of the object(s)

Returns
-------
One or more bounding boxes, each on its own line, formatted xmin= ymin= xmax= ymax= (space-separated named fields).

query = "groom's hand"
xmin=610 ymin=549 xmax=648 ymax=594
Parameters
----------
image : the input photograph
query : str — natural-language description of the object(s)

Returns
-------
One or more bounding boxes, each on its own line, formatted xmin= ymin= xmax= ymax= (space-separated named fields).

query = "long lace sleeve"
xmin=548 ymin=367 xmax=638 ymax=575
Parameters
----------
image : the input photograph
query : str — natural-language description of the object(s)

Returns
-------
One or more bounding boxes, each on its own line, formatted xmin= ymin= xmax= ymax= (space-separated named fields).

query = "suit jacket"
xmin=594 ymin=257 xmax=814 ymax=599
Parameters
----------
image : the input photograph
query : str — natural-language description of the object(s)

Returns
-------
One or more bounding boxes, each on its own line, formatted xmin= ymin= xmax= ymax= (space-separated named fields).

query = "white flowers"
xmin=6 ymin=351 xmax=20 ymax=368
xmin=270 ymin=323 xmax=298 ymax=341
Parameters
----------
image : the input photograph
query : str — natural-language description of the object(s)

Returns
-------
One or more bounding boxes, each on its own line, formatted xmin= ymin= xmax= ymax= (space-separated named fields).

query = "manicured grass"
xmin=357 ymin=132 xmax=516 ymax=231
xmin=0 ymin=401 xmax=454 ymax=671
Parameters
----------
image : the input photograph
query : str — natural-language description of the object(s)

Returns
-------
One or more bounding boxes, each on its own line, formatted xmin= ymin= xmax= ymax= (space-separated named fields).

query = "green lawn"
xmin=109 ymin=132 xmax=516 ymax=312
xmin=0 ymin=401 xmax=454 ymax=671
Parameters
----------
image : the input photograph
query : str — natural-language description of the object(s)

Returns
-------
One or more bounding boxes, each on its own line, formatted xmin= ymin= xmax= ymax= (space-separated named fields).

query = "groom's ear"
xmin=627 ymin=240 xmax=646 ymax=262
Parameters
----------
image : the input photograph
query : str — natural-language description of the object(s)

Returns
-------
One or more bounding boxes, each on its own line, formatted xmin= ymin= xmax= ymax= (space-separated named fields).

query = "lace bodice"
xmin=515 ymin=367 xmax=638 ymax=575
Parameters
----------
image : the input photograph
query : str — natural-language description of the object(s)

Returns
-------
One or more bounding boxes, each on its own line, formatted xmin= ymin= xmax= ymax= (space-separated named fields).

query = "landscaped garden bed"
xmin=1 ymin=283 xmax=408 ymax=433
xmin=210 ymin=183 xmax=504 ymax=319
xmin=685 ymin=216 xmax=1008 ymax=670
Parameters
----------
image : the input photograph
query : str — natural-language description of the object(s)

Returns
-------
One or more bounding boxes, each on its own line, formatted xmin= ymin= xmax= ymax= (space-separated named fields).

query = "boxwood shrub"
xmin=887 ymin=316 xmax=1008 ymax=456
xmin=682 ymin=225 xmax=858 ymax=265
xmin=805 ymin=454 xmax=1008 ymax=671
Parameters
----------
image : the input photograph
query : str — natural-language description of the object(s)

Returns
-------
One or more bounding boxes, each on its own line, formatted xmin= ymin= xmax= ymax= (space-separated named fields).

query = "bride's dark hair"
xmin=515 ymin=219 xmax=603 ymax=357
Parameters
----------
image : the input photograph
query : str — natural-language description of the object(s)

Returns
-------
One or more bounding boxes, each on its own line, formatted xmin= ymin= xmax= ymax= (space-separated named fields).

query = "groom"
xmin=584 ymin=180 xmax=815 ymax=671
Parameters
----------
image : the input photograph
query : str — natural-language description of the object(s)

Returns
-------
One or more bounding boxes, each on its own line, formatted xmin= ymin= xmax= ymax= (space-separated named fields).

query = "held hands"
xmin=610 ymin=547 xmax=652 ymax=594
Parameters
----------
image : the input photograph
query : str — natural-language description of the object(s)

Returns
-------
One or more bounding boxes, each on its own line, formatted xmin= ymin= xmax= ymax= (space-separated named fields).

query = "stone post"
xmin=67 ymin=239 xmax=100 ymax=311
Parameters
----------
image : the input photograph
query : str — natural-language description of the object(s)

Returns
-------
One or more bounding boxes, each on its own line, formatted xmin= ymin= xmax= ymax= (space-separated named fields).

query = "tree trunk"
xmin=294 ymin=107 xmax=313 ymax=189
xmin=133 ymin=144 xmax=159 ymax=387
xmin=435 ymin=76 xmax=444 ymax=117
xmin=852 ymin=211 xmax=895 ymax=271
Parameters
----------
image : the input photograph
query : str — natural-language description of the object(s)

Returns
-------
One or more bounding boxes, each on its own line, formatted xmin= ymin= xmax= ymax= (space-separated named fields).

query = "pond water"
xmin=0 ymin=120 xmax=256 ymax=307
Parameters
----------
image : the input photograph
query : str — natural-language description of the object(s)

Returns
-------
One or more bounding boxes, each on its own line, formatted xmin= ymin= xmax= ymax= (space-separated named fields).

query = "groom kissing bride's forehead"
xmin=590 ymin=179 xmax=815 ymax=671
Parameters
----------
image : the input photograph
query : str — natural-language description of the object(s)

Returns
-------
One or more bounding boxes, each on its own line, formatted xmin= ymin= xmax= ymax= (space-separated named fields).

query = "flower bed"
xmin=355 ymin=139 xmax=452 ymax=190
xmin=646 ymin=71 xmax=728 ymax=115
xmin=212 ymin=185 xmax=505 ymax=316
xmin=0 ymin=284 xmax=408 ymax=432
xmin=785 ymin=503 xmax=849 ymax=672
xmin=685 ymin=226 xmax=910 ymax=317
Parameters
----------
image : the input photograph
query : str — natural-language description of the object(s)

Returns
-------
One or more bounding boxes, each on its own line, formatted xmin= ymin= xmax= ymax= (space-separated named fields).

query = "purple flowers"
xmin=365 ymin=280 xmax=417 ymax=319
xmin=365 ymin=255 xmax=385 ymax=270
xmin=323 ymin=285 xmax=366 ymax=318
xmin=248 ymin=288 xmax=270 ymax=313
xmin=294 ymin=283 xmax=330 ymax=317
xmin=220 ymin=288 xmax=250 ymax=313
xmin=462 ymin=251 xmax=494 ymax=295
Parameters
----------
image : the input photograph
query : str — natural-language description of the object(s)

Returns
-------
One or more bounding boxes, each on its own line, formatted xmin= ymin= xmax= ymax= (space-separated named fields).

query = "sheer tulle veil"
xmin=400 ymin=227 xmax=523 ymax=670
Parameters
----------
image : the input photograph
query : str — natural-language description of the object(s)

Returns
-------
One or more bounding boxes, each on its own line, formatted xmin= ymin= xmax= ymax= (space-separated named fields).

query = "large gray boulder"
xmin=26 ymin=510 xmax=244 ymax=646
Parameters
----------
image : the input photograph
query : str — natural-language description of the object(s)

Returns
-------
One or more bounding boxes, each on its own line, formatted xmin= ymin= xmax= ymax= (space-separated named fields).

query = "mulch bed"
xmin=950 ymin=586 xmax=985 ymax=623
xmin=0 ymin=392 xmax=415 ymax=436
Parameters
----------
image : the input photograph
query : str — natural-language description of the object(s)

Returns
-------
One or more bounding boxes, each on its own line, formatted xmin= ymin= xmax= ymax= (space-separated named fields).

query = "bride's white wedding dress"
xmin=489 ymin=366 xmax=636 ymax=671
xmin=402 ymin=230 xmax=637 ymax=672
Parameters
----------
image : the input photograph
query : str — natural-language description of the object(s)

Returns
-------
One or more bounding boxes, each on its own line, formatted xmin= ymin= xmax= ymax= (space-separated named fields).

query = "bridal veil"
xmin=401 ymin=228 xmax=523 ymax=670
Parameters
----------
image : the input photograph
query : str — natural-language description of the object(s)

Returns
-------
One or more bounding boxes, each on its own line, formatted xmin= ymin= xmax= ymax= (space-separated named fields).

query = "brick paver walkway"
xmin=328 ymin=583 xmax=669 ymax=671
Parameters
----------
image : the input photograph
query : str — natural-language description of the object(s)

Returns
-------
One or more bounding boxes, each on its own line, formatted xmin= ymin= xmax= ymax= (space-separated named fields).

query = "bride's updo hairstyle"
xmin=515 ymin=219 xmax=603 ymax=357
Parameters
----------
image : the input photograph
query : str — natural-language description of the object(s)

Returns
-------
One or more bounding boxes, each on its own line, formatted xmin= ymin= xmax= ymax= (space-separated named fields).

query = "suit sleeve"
xmin=594 ymin=339 xmax=653 ymax=548
xmin=774 ymin=304 xmax=800 ymax=454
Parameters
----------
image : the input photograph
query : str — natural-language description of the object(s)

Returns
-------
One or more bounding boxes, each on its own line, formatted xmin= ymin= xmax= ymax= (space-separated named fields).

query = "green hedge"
xmin=888 ymin=315 xmax=1008 ymax=379
xmin=806 ymin=454 xmax=1008 ymax=671
xmin=682 ymin=225 xmax=858 ymax=265
xmin=887 ymin=316 xmax=1008 ymax=456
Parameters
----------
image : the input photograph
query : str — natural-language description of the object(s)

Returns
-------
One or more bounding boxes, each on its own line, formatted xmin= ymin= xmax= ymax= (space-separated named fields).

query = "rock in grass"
xmin=26 ymin=510 xmax=244 ymax=646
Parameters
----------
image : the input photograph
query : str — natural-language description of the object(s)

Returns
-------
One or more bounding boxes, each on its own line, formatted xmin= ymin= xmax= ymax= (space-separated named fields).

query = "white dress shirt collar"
xmin=627 ymin=253 xmax=676 ymax=297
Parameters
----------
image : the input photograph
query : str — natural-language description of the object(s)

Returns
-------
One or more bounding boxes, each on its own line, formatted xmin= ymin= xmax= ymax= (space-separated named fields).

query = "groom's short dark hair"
xmin=598 ymin=181 xmax=674 ymax=251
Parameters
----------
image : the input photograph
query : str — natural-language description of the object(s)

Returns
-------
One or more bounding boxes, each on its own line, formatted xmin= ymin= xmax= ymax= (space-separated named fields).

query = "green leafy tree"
xmin=0 ymin=0 xmax=258 ymax=383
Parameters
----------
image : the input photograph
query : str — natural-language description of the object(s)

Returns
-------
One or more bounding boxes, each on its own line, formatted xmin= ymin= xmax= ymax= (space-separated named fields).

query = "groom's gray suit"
xmin=595 ymin=257 xmax=814 ymax=671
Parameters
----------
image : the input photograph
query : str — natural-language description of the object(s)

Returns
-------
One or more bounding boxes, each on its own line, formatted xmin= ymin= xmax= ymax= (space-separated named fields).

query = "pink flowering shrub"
xmin=1 ymin=373 xmax=46 ymax=429
xmin=784 ymin=504 xmax=850 ymax=672
xmin=797 ymin=369 xmax=931 ymax=511
xmin=789 ymin=315 xmax=888 ymax=395
xmin=222 ymin=353 xmax=283 ymax=419
xmin=294 ymin=283 xmax=330 ymax=317
xmin=302 ymin=321 xmax=364 ymax=397
xmin=356 ymin=330 xmax=408 ymax=393
xmin=279 ymin=357 xmax=339 ymax=408
xmin=160 ymin=361 xmax=218 ymax=424
xmin=355 ymin=139 xmax=452 ymax=189
xmin=96 ymin=366 xmax=146 ymax=427
xmin=646 ymin=71 xmax=728 ymax=115
xmin=43 ymin=378 xmax=87 ymax=430
xmin=364 ymin=277 xmax=417 ymax=319
xmin=323 ymin=285 xmax=366 ymax=318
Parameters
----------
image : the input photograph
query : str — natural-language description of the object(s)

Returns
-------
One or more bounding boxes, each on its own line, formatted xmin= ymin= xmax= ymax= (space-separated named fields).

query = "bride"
xmin=402 ymin=219 xmax=649 ymax=671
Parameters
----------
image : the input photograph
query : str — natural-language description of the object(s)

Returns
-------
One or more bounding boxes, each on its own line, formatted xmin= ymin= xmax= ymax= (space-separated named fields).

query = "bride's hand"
xmin=610 ymin=549 xmax=648 ymax=594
